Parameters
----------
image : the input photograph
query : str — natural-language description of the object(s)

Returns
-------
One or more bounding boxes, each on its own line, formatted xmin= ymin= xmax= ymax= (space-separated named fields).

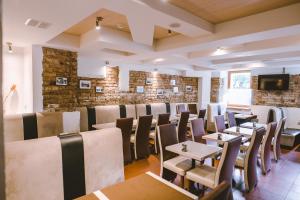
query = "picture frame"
xmin=79 ymin=80 xmax=91 ymax=89
xmin=136 ymin=86 xmax=144 ymax=93
xmin=145 ymin=78 xmax=153 ymax=85
xmin=56 ymin=77 xmax=68 ymax=86
xmin=173 ymin=87 xmax=179 ymax=93
xmin=96 ymin=86 xmax=103 ymax=93
xmin=170 ymin=79 xmax=176 ymax=86
xmin=157 ymin=89 xmax=164 ymax=96
xmin=186 ymin=85 xmax=193 ymax=92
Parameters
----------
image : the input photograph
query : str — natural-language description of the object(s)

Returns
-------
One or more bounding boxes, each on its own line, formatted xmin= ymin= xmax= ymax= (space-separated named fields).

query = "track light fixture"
xmin=7 ymin=42 xmax=13 ymax=53
xmin=96 ymin=17 xmax=103 ymax=30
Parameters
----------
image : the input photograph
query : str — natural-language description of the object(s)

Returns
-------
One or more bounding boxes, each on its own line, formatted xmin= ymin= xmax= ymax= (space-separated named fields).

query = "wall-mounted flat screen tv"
xmin=258 ymin=74 xmax=289 ymax=90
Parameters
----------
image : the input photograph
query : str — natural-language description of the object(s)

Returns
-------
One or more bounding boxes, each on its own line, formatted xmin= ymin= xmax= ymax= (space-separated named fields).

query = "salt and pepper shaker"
xmin=253 ymin=121 xmax=256 ymax=128
xmin=181 ymin=143 xmax=187 ymax=152
xmin=217 ymin=133 xmax=222 ymax=140
xmin=236 ymin=125 xmax=240 ymax=133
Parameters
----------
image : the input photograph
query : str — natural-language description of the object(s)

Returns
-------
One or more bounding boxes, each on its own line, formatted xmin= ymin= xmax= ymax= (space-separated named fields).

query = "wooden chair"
xmin=188 ymin=104 xmax=198 ymax=115
xmin=191 ymin=118 xmax=206 ymax=144
xmin=198 ymin=109 xmax=207 ymax=119
xmin=177 ymin=111 xmax=190 ymax=143
xmin=273 ymin=117 xmax=287 ymax=161
xmin=214 ymin=115 xmax=226 ymax=133
xmin=176 ymin=104 xmax=187 ymax=114
xmin=201 ymin=181 xmax=231 ymax=200
xmin=116 ymin=118 xmax=134 ymax=164
xmin=227 ymin=112 xmax=237 ymax=128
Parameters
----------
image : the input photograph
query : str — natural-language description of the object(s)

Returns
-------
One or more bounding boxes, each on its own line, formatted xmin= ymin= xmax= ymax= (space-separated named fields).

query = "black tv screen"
xmin=258 ymin=74 xmax=289 ymax=90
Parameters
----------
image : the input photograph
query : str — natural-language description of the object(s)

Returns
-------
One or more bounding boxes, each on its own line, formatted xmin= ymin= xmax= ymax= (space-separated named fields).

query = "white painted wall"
xmin=77 ymin=56 xmax=106 ymax=78
xmin=3 ymin=46 xmax=33 ymax=114
xmin=32 ymin=45 xmax=43 ymax=112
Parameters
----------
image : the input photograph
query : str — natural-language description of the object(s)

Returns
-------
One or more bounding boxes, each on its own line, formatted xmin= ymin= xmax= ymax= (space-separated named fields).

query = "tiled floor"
xmin=125 ymin=145 xmax=300 ymax=200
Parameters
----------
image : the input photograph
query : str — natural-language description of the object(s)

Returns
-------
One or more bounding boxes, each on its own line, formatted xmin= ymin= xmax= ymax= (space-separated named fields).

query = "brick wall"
xmin=210 ymin=77 xmax=221 ymax=103
xmin=42 ymin=47 xmax=199 ymax=111
xmin=252 ymin=75 xmax=300 ymax=107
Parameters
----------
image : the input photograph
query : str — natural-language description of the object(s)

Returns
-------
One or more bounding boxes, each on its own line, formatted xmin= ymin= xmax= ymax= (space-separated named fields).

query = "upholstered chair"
xmin=188 ymin=104 xmax=198 ymax=115
xmin=190 ymin=118 xmax=206 ymax=144
xmin=177 ymin=111 xmax=190 ymax=143
xmin=176 ymin=104 xmax=187 ymax=114
xmin=149 ymin=113 xmax=170 ymax=153
xmin=214 ymin=115 xmax=226 ymax=133
xmin=116 ymin=118 xmax=134 ymax=164
xmin=198 ymin=109 xmax=207 ymax=119
xmin=185 ymin=137 xmax=242 ymax=193
xmin=235 ymin=127 xmax=265 ymax=192
xmin=201 ymin=181 xmax=231 ymax=200
xmin=259 ymin=122 xmax=277 ymax=174
xmin=227 ymin=112 xmax=237 ymax=127
xmin=130 ymin=115 xmax=153 ymax=160
xmin=158 ymin=124 xmax=192 ymax=187
xmin=273 ymin=117 xmax=287 ymax=161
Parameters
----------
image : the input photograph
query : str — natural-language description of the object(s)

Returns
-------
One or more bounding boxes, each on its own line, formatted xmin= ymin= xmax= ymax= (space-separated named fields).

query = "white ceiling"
xmin=3 ymin=0 xmax=300 ymax=72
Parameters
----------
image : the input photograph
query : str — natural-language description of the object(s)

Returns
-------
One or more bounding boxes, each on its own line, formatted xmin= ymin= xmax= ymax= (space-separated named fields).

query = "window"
xmin=224 ymin=71 xmax=251 ymax=107
xmin=229 ymin=71 xmax=251 ymax=89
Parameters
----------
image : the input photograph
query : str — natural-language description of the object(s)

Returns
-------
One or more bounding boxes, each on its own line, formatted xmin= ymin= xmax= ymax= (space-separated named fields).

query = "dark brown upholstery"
xmin=274 ymin=117 xmax=287 ymax=161
xmin=227 ymin=112 xmax=237 ymax=127
xmin=267 ymin=109 xmax=275 ymax=123
xmin=202 ymin=181 xmax=231 ymax=200
xmin=176 ymin=104 xmax=186 ymax=114
xmin=188 ymin=104 xmax=198 ymax=115
xmin=116 ymin=118 xmax=134 ymax=164
xmin=218 ymin=137 xmax=242 ymax=186
xmin=178 ymin=111 xmax=190 ymax=143
xmin=135 ymin=115 xmax=153 ymax=159
xmin=244 ymin=127 xmax=265 ymax=192
xmin=191 ymin=118 xmax=206 ymax=144
xmin=157 ymin=113 xmax=170 ymax=126
xmin=158 ymin=124 xmax=178 ymax=181
xmin=215 ymin=115 xmax=226 ymax=133
xmin=261 ymin=122 xmax=277 ymax=174
xmin=198 ymin=109 xmax=207 ymax=119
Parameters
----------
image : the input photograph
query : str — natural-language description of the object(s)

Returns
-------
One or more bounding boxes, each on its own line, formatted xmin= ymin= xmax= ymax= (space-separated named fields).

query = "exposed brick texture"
xmin=210 ymin=77 xmax=221 ymax=103
xmin=252 ymin=75 xmax=300 ymax=107
xmin=42 ymin=47 xmax=199 ymax=111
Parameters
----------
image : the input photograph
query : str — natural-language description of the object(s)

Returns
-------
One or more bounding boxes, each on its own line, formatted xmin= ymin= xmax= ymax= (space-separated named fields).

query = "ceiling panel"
xmin=169 ymin=0 xmax=300 ymax=24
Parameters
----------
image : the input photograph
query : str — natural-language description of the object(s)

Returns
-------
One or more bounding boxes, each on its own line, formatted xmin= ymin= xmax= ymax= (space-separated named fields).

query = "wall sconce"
xmin=7 ymin=42 xmax=13 ymax=53
xmin=96 ymin=17 xmax=103 ymax=30
xmin=3 ymin=84 xmax=17 ymax=105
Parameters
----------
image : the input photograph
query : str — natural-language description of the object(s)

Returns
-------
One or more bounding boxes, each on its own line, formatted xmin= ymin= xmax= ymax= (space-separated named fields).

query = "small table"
xmin=93 ymin=119 xmax=157 ymax=130
xmin=240 ymin=122 xmax=266 ymax=129
xmin=203 ymin=133 xmax=249 ymax=144
xmin=224 ymin=126 xmax=254 ymax=137
xmin=166 ymin=141 xmax=222 ymax=163
xmin=234 ymin=114 xmax=257 ymax=125
xmin=75 ymin=172 xmax=197 ymax=200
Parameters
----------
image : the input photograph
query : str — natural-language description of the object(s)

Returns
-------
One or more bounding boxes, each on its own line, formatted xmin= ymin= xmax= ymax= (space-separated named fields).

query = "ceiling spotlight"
xmin=168 ymin=29 xmax=172 ymax=35
xmin=213 ymin=47 xmax=227 ymax=56
xmin=96 ymin=17 xmax=103 ymax=30
xmin=7 ymin=42 xmax=13 ymax=53
xmin=154 ymin=58 xmax=165 ymax=63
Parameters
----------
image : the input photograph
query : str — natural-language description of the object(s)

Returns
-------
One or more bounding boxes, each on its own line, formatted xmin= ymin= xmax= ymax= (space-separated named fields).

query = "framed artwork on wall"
xmin=79 ymin=80 xmax=91 ymax=89
xmin=186 ymin=85 xmax=193 ymax=92
xmin=173 ymin=87 xmax=179 ymax=93
xmin=157 ymin=89 xmax=164 ymax=96
xmin=96 ymin=86 xmax=103 ymax=93
xmin=170 ymin=79 xmax=176 ymax=86
xmin=136 ymin=86 xmax=144 ymax=93
xmin=145 ymin=78 xmax=153 ymax=85
xmin=56 ymin=77 xmax=68 ymax=86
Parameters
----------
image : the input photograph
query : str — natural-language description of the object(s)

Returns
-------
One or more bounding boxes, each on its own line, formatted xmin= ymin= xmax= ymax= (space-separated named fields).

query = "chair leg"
xmin=180 ymin=176 xmax=184 ymax=188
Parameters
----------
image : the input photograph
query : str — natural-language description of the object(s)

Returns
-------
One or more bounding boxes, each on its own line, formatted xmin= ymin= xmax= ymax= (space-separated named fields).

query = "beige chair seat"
xmin=163 ymin=156 xmax=192 ymax=176
xmin=185 ymin=165 xmax=217 ymax=188
xmin=235 ymin=153 xmax=246 ymax=168
xmin=149 ymin=130 xmax=156 ymax=139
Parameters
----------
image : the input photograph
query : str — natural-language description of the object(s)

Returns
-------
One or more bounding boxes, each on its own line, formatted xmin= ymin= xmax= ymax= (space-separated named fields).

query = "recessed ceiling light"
xmin=24 ymin=18 xmax=39 ymax=26
xmin=169 ymin=23 xmax=180 ymax=28
xmin=154 ymin=58 xmax=165 ymax=63
xmin=213 ymin=47 xmax=227 ymax=56
xmin=116 ymin=24 xmax=125 ymax=29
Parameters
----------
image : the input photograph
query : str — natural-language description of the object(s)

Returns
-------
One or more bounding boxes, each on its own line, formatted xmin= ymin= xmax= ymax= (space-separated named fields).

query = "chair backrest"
xmin=188 ymin=104 xmax=198 ymax=115
xmin=176 ymin=104 xmax=186 ymax=114
xmin=274 ymin=117 xmax=287 ymax=159
xmin=134 ymin=115 xmax=153 ymax=159
xmin=158 ymin=124 xmax=179 ymax=181
xmin=261 ymin=122 xmax=277 ymax=173
xmin=244 ymin=127 xmax=265 ymax=190
xmin=116 ymin=118 xmax=134 ymax=164
xmin=177 ymin=111 xmax=190 ymax=142
xmin=214 ymin=115 xmax=226 ymax=133
xmin=157 ymin=113 xmax=170 ymax=126
xmin=198 ymin=109 xmax=207 ymax=119
xmin=215 ymin=137 xmax=242 ymax=186
xmin=227 ymin=112 xmax=236 ymax=127
xmin=201 ymin=181 xmax=231 ymax=200
xmin=191 ymin=118 xmax=206 ymax=143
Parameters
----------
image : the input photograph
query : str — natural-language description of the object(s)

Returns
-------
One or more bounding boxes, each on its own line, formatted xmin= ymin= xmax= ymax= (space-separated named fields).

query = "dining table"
xmin=75 ymin=172 xmax=198 ymax=200
xmin=240 ymin=122 xmax=267 ymax=129
xmin=224 ymin=126 xmax=255 ymax=137
xmin=202 ymin=132 xmax=249 ymax=145
xmin=234 ymin=113 xmax=258 ymax=125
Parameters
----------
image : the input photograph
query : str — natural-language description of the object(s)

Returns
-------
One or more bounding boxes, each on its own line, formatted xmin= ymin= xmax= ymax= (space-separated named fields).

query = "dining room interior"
xmin=1 ymin=0 xmax=300 ymax=200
